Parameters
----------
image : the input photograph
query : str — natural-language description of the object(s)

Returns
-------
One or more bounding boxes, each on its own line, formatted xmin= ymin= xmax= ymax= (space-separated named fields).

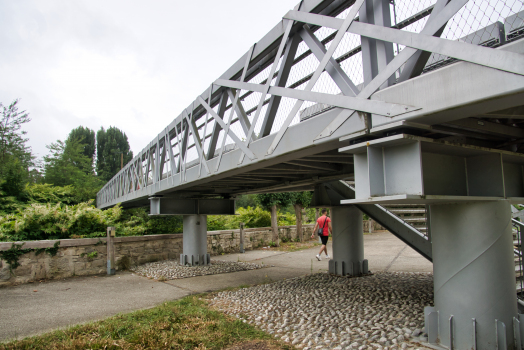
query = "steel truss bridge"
xmin=96 ymin=0 xmax=524 ymax=348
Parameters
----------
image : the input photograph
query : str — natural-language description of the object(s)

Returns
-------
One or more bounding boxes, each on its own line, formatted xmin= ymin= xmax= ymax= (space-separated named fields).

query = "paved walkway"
xmin=0 ymin=231 xmax=432 ymax=342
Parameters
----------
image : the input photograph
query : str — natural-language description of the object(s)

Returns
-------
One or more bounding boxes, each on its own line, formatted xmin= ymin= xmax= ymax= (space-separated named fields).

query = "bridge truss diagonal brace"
xmin=198 ymin=85 xmax=212 ymax=177
xmin=237 ymin=17 xmax=295 ymax=165
xmin=397 ymin=0 xmax=450 ymax=83
xmin=214 ymin=79 xmax=419 ymax=117
xmin=214 ymin=45 xmax=255 ymax=172
xmin=259 ymin=33 xmax=301 ymax=138
xmin=285 ymin=7 xmax=524 ymax=77
xmin=298 ymin=25 xmax=359 ymax=97
xmin=265 ymin=0 xmax=367 ymax=156
xmin=198 ymin=95 xmax=257 ymax=162
xmin=183 ymin=107 xmax=210 ymax=176
xmin=312 ymin=0 xmax=469 ymax=139
xmin=225 ymin=88 xmax=253 ymax=143
xmin=206 ymin=91 xmax=229 ymax=161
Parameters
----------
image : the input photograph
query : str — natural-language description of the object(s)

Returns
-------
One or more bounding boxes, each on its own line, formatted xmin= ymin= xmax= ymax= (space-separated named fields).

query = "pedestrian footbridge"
xmin=97 ymin=1 xmax=524 ymax=348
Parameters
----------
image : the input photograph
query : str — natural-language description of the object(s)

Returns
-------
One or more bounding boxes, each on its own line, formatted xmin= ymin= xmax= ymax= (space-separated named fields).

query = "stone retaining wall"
xmin=0 ymin=224 xmax=315 ymax=287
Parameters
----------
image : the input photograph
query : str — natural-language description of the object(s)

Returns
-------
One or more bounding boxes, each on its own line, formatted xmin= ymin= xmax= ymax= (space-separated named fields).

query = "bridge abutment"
xmin=180 ymin=214 xmax=210 ymax=266
xmin=428 ymin=200 xmax=518 ymax=349
xmin=329 ymin=206 xmax=368 ymax=276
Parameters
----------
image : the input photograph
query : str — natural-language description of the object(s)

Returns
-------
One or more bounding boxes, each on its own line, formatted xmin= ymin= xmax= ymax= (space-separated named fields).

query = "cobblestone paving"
xmin=209 ymin=272 xmax=434 ymax=350
xmin=131 ymin=259 xmax=268 ymax=280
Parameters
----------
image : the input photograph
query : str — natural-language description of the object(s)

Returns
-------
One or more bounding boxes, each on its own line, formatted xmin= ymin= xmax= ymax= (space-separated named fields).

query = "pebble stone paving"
xmin=209 ymin=272 xmax=435 ymax=350
xmin=130 ymin=259 xmax=268 ymax=280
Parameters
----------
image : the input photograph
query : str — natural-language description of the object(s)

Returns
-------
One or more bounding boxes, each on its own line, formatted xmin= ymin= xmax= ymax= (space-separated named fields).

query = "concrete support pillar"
xmin=329 ymin=206 xmax=368 ymax=276
xmin=180 ymin=214 xmax=210 ymax=266
xmin=428 ymin=201 xmax=517 ymax=349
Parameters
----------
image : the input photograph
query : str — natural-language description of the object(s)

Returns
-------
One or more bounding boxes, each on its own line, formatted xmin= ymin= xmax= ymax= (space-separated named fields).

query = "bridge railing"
xmin=97 ymin=0 xmax=524 ymax=208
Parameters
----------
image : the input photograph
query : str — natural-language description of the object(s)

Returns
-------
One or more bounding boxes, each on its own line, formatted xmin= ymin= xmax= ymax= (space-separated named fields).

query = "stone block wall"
xmin=0 ymin=224 xmax=314 ymax=287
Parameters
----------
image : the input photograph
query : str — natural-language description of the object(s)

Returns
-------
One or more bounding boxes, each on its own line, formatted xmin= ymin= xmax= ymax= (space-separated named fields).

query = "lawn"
xmin=0 ymin=295 xmax=294 ymax=350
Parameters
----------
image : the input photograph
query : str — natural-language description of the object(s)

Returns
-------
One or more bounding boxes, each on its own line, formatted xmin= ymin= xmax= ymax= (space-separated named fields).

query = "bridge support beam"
xmin=180 ymin=214 xmax=210 ymax=266
xmin=428 ymin=200 xmax=518 ymax=349
xmin=329 ymin=206 xmax=368 ymax=276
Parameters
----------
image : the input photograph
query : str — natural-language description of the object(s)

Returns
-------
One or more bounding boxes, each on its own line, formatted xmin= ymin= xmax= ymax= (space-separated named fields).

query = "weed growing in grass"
xmin=0 ymin=296 xmax=291 ymax=350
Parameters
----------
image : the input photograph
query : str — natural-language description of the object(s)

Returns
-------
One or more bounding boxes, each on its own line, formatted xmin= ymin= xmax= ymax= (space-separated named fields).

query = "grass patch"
xmin=1 ymin=296 xmax=294 ymax=350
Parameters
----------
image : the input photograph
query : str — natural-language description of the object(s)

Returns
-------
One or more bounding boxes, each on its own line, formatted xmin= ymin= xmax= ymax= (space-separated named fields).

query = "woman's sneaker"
xmin=325 ymin=255 xmax=331 ymax=259
xmin=316 ymin=254 xmax=321 ymax=261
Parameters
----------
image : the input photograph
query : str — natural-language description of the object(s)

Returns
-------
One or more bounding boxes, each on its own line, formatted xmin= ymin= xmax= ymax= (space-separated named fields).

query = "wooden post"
xmin=294 ymin=204 xmax=303 ymax=242
xmin=368 ymin=218 xmax=374 ymax=233
xmin=121 ymin=153 xmax=123 ymax=170
xmin=107 ymin=226 xmax=116 ymax=275
xmin=239 ymin=222 xmax=245 ymax=253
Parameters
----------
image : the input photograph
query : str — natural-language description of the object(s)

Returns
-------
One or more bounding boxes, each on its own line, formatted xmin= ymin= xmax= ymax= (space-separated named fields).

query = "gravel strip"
xmin=130 ymin=259 xmax=268 ymax=280
xmin=209 ymin=272 xmax=434 ymax=350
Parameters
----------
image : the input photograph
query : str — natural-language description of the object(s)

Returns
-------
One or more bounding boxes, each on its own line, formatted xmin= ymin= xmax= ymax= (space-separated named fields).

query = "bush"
xmin=0 ymin=202 xmax=183 ymax=242
xmin=207 ymin=206 xmax=272 ymax=231
xmin=22 ymin=183 xmax=76 ymax=205
xmin=278 ymin=212 xmax=296 ymax=226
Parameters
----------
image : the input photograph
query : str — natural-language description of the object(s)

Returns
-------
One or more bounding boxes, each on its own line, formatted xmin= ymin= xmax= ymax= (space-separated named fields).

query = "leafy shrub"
xmin=23 ymin=183 xmax=76 ymax=205
xmin=207 ymin=206 xmax=272 ymax=231
xmin=278 ymin=212 xmax=296 ymax=226
xmin=237 ymin=206 xmax=271 ymax=228
xmin=207 ymin=215 xmax=229 ymax=231
xmin=0 ymin=202 xmax=183 ymax=242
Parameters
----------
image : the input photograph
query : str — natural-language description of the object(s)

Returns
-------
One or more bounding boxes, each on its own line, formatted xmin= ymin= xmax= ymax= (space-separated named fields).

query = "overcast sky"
xmin=0 ymin=0 xmax=299 ymax=160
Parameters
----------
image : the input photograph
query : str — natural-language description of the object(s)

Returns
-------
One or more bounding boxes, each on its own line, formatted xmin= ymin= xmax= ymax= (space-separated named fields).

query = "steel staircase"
xmin=380 ymin=204 xmax=428 ymax=234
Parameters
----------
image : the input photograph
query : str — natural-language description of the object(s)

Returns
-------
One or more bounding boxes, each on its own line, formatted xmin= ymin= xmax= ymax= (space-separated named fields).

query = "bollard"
xmin=239 ymin=222 xmax=245 ymax=253
xmin=107 ymin=226 xmax=116 ymax=275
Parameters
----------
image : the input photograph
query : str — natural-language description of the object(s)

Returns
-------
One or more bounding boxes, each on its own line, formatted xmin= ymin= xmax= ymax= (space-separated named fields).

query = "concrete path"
xmin=0 ymin=231 xmax=432 ymax=342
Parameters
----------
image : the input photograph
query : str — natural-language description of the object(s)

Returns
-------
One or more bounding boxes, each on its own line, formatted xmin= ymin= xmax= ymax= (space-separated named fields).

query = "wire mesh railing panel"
xmin=392 ymin=0 xmax=437 ymax=24
xmin=443 ymin=0 xmax=523 ymax=42
xmin=270 ymin=96 xmax=298 ymax=134
xmin=340 ymin=51 xmax=364 ymax=89
xmin=288 ymin=48 xmax=320 ymax=90
xmin=424 ymin=0 xmax=524 ymax=71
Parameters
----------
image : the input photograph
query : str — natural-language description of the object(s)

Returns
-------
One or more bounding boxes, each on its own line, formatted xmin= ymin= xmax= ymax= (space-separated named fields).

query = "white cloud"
xmin=0 ymin=0 xmax=299 ymax=159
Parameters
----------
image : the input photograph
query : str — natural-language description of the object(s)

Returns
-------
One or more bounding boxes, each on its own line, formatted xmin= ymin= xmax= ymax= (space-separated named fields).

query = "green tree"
xmin=96 ymin=126 xmax=133 ymax=182
xmin=289 ymin=191 xmax=313 ymax=242
xmin=255 ymin=193 xmax=293 ymax=244
xmin=235 ymin=194 xmax=257 ymax=209
xmin=0 ymin=99 xmax=34 ymax=202
xmin=66 ymin=126 xmax=95 ymax=160
xmin=43 ymin=138 xmax=103 ymax=203
xmin=0 ymin=99 xmax=33 ymax=174
xmin=1 ymin=158 xmax=26 ymax=198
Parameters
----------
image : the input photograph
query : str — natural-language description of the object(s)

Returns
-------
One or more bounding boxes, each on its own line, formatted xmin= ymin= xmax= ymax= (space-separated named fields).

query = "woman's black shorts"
xmin=320 ymin=235 xmax=329 ymax=245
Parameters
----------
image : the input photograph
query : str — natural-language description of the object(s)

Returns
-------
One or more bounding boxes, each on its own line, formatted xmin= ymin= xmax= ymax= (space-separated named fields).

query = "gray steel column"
xmin=181 ymin=214 xmax=210 ymax=266
xmin=429 ymin=201 xmax=517 ymax=349
xmin=329 ymin=206 xmax=368 ymax=276
xmin=359 ymin=0 xmax=395 ymax=89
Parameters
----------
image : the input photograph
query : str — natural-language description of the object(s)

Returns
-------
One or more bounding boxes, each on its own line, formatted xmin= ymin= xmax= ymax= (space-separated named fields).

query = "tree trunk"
xmin=271 ymin=204 xmax=279 ymax=246
xmin=294 ymin=204 xmax=303 ymax=242
xmin=315 ymin=208 xmax=319 ymax=221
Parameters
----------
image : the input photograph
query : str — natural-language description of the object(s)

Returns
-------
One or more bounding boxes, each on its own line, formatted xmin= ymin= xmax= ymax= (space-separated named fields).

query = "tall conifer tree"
xmin=96 ymin=126 xmax=133 ymax=181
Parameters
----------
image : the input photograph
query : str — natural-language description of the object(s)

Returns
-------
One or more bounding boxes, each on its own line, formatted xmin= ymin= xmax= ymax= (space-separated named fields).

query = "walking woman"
xmin=311 ymin=208 xmax=332 ymax=260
